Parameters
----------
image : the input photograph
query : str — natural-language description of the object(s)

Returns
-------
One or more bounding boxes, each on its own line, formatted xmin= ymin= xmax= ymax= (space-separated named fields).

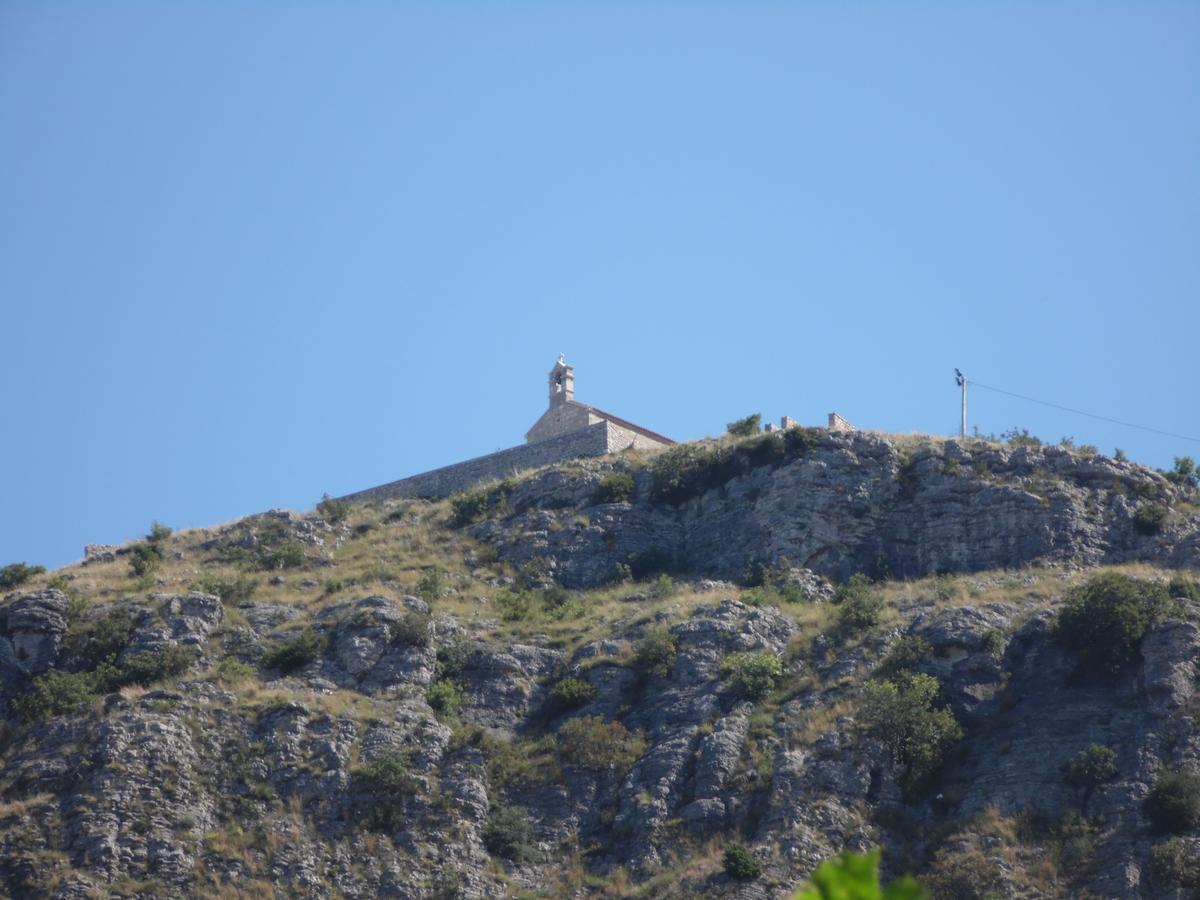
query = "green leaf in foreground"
xmin=794 ymin=850 xmax=926 ymax=900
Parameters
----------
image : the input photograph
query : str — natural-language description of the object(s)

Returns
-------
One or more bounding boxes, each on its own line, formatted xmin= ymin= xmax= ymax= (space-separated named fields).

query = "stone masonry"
xmin=340 ymin=358 xmax=673 ymax=503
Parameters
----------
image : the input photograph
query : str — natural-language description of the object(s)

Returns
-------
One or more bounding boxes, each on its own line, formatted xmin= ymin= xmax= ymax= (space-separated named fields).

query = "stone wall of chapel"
xmin=339 ymin=422 xmax=612 ymax=503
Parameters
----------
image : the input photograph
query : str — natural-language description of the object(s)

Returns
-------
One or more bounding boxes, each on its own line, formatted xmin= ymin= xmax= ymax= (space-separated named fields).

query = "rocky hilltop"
xmin=1 ymin=429 xmax=1198 ymax=899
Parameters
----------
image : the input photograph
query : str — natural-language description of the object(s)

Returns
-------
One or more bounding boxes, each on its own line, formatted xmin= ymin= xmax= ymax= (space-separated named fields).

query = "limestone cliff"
xmin=0 ymin=431 xmax=1197 ymax=898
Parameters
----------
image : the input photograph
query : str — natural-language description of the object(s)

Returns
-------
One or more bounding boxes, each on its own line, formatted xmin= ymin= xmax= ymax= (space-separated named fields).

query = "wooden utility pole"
xmin=955 ymin=369 xmax=966 ymax=437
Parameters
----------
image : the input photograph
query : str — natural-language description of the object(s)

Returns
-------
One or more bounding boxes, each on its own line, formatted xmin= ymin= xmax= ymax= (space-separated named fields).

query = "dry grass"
xmin=0 ymin=792 xmax=55 ymax=820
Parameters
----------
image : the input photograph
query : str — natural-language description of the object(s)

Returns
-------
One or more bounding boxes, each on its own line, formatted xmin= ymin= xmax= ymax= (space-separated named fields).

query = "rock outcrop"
xmin=0 ymin=432 xmax=1197 ymax=898
xmin=475 ymin=432 xmax=1200 ymax=586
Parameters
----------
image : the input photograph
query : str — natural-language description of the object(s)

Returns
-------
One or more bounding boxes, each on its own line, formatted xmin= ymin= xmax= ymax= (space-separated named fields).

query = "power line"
xmin=965 ymin=378 xmax=1200 ymax=445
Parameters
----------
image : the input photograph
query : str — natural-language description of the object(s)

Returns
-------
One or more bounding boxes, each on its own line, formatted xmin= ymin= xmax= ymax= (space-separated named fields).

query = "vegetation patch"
xmin=592 ymin=472 xmax=635 ymax=505
xmin=191 ymin=573 xmax=258 ymax=605
xmin=633 ymin=628 xmax=677 ymax=680
xmin=857 ymin=672 xmax=962 ymax=789
xmin=494 ymin=586 xmax=581 ymax=623
xmin=416 ymin=568 xmax=446 ymax=602
xmin=64 ymin=606 xmax=136 ymax=669
xmin=450 ymin=481 xmax=513 ymax=527
xmin=649 ymin=427 xmax=820 ymax=505
xmin=0 ymin=562 xmax=46 ymax=591
xmin=12 ymin=668 xmax=107 ymax=721
xmin=545 ymin=677 xmax=597 ymax=716
xmin=1063 ymin=744 xmax=1117 ymax=813
xmin=556 ymin=716 xmax=645 ymax=772
xmin=1148 ymin=837 xmax=1200 ymax=889
xmin=352 ymin=752 xmax=417 ymax=831
xmin=876 ymin=635 xmax=932 ymax=679
xmin=726 ymin=414 xmax=762 ymax=438
xmin=722 ymin=843 xmax=761 ymax=881
xmin=1165 ymin=456 xmax=1198 ymax=489
xmin=1144 ymin=770 xmax=1200 ymax=834
xmin=394 ymin=610 xmax=431 ymax=647
xmin=1133 ymin=503 xmax=1169 ymax=535
xmin=1167 ymin=574 xmax=1199 ymax=601
xmin=261 ymin=627 xmax=327 ymax=674
xmin=426 ymin=679 xmax=463 ymax=718
xmin=1054 ymin=572 xmax=1175 ymax=680
xmin=481 ymin=804 xmax=536 ymax=863
xmin=723 ymin=651 xmax=783 ymax=702
xmin=835 ymin=574 xmax=883 ymax=631
xmin=118 ymin=646 xmax=198 ymax=687
xmin=13 ymin=645 xmax=199 ymax=722
xmin=316 ymin=492 xmax=350 ymax=523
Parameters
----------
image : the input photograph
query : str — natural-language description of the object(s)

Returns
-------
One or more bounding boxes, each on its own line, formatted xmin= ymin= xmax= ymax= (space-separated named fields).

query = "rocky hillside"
xmin=1 ymin=430 xmax=1198 ymax=899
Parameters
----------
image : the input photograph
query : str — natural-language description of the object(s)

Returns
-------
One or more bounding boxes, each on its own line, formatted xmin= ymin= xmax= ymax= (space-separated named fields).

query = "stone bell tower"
xmin=548 ymin=353 xmax=575 ymax=407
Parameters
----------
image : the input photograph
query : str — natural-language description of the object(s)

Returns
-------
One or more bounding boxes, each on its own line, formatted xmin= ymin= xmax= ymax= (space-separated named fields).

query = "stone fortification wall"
xmin=341 ymin=422 xmax=613 ymax=503
xmin=604 ymin=421 xmax=666 ymax=452
xmin=827 ymin=412 xmax=855 ymax=432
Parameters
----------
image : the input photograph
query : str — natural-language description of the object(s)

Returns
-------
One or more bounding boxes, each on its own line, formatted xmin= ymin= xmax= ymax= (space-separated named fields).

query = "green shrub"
xmin=1144 ymin=771 xmax=1200 ymax=834
xmin=740 ymin=432 xmax=787 ymax=467
xmin=557 ymin=716 xmax=645 ymax=771
xmin=1147 ymin=837 xmax=1200 ymax=888
xmin=316 ymin=492 xmax=350 ymax=523
xmin=726 ymin=414 xmax=762 ymax=437
xmin=0 ymin=562 xmax=46 ymax=591
xmin=450 ymin=490 xmax=489 ymax=526
xmin=649 ymin=573 xmax=676 ymax=599
xmin=542 ymin=584 xmax=572 ymax=611
xmin=650 ymin=444 xmax=740 ymax=505
xmin=1167 ymin=574 xmax=1199 ymax=601
xmin=435 ymin=639 xmax=470 ymax=681
xmin=546 ymin=677 xmax=597 ymax=715
xmin=742 ymin=559 xmax=775 ymax=588
xmin=592 ymin=472 xmax=635 ymax=505
xmin=649 ymin=431 xmax=814 ymax=506
xmin=634 ymin=628 xmax=676 ymax=680
xmin=492 ymin=587 xmax=577 ymax=623
xmin=1002 ymin=427 xmax=1041 ymax=448
xmin=876 ymin=635 xmax=932 ymax=678
xmin=416 ymin=568 xmax=446 ymax=602
xmin=723 ymin=843 xmax=761 ymax=881
xmin=495 ymin=590 xmax=534 ymax=622
xmin=192 ymin=573 xmax=258 ymax=605
xmin=257 ymin=541 xmax=306 ymax=570
xmin=795 ymin=849 xmax=924 ymax=900
xmin=784 ymin=426 xmax=818 ymax=457
xmin=836 ymin=574 xmax=883 ymax=631
xmin=724 ymin=652 xmax=783 ymax=701
xmin=1055 ymin=572 xmax=1174 ymax=679
xmin=353 ymin=752 xmax=416 ymax=830
xmin=261 ymin=627 xmax=327 ymax=674
xmin=1064 ymin=744 xmax=1118 ymax=812
xmin=619 ymin=549 xmax=667 ymax=581
xmin=12 ymin=667 xmax=110 ymax=721
xmin=1064 ymin=745 xmax=1118 ymax=788
xmin=858 ymin=673 xmax=962 ymax=788
xmin=481 ymin=804 xmax=536 ymax=863
xmin=127 ymin=542 xmax=163 ymax=578
xmin=147 ymin=521 xmax=173 ymax=544
xmin=1134 ymin=503 xmax=1169 ymax=535
xmin=211 ymin=658 xmax=256 ymax=685
xmin=427 ymin=679 xmax=463 ymax=717
xmin=394 ymin=610 xmax=431 ymax=646
xmin=115 ymin=646 xmax=197 ymax=687
xmin=1166 ymin=456 xmax=1199 ymax=489
xmin=64 ymin=606 xmax=135 ymax=669
xmin=450 ymin=482 xmax=513 ymax=527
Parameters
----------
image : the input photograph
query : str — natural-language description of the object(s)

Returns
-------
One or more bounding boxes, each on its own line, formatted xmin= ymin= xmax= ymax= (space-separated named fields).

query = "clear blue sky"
xmin=2 ymin=2 xmax=1197 ymax=569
